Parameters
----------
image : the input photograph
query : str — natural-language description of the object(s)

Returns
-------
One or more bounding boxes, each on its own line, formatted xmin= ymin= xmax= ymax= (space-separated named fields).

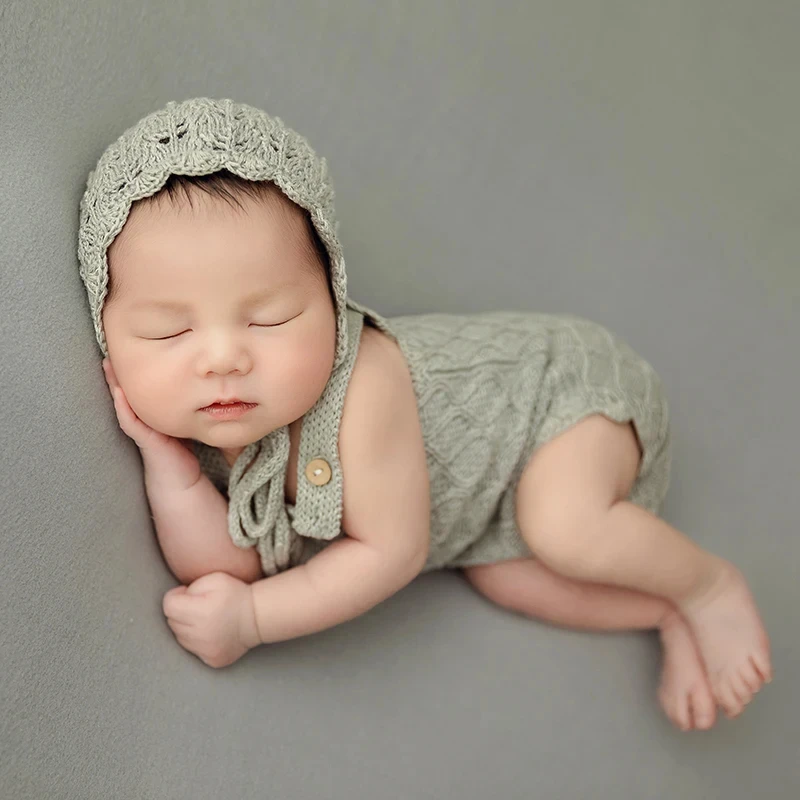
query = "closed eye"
xmin=145 ymin=317 xmax=297 ymax=341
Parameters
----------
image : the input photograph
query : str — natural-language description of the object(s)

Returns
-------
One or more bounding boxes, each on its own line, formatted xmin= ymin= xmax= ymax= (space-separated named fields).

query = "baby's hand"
xmin=162 ymin=572 xmax=261 ymax=668
xmin=102 ymin=358 xmax=199 ymax=488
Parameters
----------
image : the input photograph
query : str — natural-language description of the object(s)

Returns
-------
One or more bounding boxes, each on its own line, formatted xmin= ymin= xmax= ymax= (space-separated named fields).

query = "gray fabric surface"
xmin=2 ymin=1 xmax=798 ymax=798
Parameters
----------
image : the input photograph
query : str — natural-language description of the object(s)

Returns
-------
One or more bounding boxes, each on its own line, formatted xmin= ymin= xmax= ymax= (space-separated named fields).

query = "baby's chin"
xmin=189 ymin=418 xmax=285 ymax=449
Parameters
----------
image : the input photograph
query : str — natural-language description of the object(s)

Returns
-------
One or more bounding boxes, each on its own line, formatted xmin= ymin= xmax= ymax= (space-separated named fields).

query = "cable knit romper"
xmin=193 ymin=297 xmax=673 ymax=577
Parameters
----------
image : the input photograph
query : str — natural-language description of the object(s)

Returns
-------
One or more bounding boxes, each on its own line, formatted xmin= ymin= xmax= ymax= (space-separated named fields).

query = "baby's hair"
xmin=105 ymin=169 xmax=333 ymax=305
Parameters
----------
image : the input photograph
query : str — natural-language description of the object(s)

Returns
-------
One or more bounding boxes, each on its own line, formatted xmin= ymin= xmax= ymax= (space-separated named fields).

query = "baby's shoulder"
xmin=340 ymin=323 xmax=417 ymax=445
xmin=351 ymin=322 xmax=408 ymax=386
xmin=336 ymin=322 xmax=429 ymax=537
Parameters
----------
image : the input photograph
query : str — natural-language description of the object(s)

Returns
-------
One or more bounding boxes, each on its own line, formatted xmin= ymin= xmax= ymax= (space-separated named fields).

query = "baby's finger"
xmin=173 ymin=631 xmax=199 ymax=656
xmin=163 ymin=589 xmax=196 ymax=622
xmin=108 ymin=386 xmax=139 ymax=433
xmin=102 ymin=363 xmax=115 ymax=396
xmin=101 ymin=361 xmax=160 ymax=438
xmin=167 ymin=617 xmax=194 ymax=636
xmin=109 ymin=385 xmax=159 ymax=446
xmin=111 ymin=385 xmax=136 ymax=421
xmin=102 ymin=358 xmax=118 ymax=388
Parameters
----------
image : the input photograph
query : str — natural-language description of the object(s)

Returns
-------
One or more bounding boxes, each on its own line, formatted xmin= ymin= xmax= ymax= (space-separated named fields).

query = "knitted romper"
xmin=193 ymin=297 xmax=673 ymax=577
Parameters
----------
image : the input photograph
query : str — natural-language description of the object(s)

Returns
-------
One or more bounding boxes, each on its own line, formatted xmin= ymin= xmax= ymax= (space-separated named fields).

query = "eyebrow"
xmin=130 ymin=286 xmax=287 ymax=313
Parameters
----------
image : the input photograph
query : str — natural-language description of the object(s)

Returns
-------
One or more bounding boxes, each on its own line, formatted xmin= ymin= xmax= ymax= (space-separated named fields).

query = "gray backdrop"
xmin=2 ymin=1 xmax=798 ymax=798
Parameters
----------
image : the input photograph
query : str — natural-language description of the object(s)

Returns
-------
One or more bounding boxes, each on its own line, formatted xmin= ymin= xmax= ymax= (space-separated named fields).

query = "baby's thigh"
xmin=515 ymin=414 xmax=642 ymax=540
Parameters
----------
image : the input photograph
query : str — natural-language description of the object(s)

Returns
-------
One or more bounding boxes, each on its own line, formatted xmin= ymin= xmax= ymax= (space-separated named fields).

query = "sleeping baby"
xmin=78 ymin=97 xmax=771 ymax=733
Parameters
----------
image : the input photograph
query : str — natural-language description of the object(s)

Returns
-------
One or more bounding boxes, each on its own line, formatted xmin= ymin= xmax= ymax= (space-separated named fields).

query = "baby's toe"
xmin=716 ymin=677 xmax=744 ymax=719
xmin=660 ymin=687 xmax=688 ymax=731
xmin=674 ymin=695 xmax=691 ymax=731
xmin=730 ymin=672 xmax=754 ymax=708
xmin=751 ymin=651 xmax=773 ymax=684
xmin=739 ymin=660 xmax=763 ymax=694
xmin=690 ymin=687 xmax=716 ymax=731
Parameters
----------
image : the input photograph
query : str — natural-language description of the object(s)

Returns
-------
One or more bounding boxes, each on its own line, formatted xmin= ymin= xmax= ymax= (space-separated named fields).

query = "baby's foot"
xmin=679 ymin=559 xmax=772 ymax=719
xmin=658 ymin=610 xmax=716 ymax=731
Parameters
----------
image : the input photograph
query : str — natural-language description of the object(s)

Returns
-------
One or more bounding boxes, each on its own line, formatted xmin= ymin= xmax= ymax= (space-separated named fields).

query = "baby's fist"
xmin=162 ymin=573 xmax=262 ymax=668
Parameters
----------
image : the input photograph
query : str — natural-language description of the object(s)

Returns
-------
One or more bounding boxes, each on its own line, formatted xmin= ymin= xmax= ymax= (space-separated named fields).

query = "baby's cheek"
xmin=123 ymin=356 xmax=182 ymax=420
xmin=279 ymin=342 xmax=326 ymax=385
xmin=276 ymin=336 xmax=335 ymax=401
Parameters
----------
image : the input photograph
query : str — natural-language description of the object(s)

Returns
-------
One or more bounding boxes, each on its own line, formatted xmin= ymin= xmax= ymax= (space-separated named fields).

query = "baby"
xmin=79 ymin=97 xmax=771 ymax=733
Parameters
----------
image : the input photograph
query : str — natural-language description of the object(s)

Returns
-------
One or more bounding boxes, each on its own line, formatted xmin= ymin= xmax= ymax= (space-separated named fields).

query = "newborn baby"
xmin=79 ymin=97 xmax=772 ymax=733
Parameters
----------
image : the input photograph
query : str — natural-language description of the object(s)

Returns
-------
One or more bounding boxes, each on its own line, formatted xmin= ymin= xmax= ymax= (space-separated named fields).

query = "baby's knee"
xmin=518 ymin=501 xmax=616 ymax=578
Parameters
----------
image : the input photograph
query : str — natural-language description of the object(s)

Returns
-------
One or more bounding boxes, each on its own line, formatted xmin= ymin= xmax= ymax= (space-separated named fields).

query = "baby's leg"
xmin=463 ymin=558 xmax=716 ymax=731
xmin=515 ymin=414 xmax=772 ymax=719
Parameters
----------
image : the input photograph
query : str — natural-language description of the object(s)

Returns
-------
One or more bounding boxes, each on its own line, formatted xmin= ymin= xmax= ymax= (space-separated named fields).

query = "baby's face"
xmin=102 ymin=189 xmax=337 ymax=463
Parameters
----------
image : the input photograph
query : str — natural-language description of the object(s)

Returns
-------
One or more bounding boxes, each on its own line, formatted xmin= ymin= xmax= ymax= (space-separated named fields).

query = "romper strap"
xmin=290 ymin=307 xmax=365 ymax=540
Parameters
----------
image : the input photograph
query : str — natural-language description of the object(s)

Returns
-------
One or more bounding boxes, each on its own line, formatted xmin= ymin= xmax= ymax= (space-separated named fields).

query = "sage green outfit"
xmin=78 ymin=97 xmax=672 ymax=579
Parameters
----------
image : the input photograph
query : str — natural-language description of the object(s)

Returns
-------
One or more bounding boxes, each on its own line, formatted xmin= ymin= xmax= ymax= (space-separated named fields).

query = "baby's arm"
xmin=143 ymin=452 xmax=263 ymax=586
xmin=249 ymin=327 xmax=430 ymax=644
xmin=250 ymin=524 xmax=427 ymax=645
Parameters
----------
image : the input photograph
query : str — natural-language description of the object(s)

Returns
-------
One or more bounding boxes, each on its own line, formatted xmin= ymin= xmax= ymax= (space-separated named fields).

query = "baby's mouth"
xmin=199 ymin=398 xmax=255 ymax=409
xmin=199 ymin=401 xmax=259 ymax=415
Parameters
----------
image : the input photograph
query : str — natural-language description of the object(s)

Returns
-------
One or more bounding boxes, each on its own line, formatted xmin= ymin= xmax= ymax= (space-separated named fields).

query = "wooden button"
xmin=305 ymin=458 xmax=332 ymax=486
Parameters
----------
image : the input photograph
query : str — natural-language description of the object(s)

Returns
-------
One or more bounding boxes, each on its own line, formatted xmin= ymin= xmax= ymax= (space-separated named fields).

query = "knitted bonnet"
xmin=77 ymin=96 xmax=350 ymax=368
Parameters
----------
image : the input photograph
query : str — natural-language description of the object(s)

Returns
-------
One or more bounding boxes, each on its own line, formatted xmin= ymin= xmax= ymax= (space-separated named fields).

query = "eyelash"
xmin=148 ymin=322 xmax=288 ymax=341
